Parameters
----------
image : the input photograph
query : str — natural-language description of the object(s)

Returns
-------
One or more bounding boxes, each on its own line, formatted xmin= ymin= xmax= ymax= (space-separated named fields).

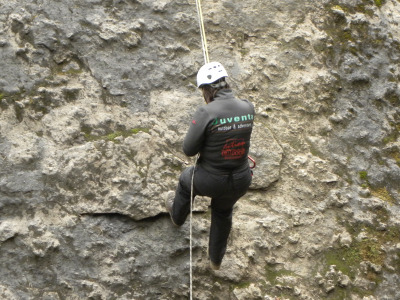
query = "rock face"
xmin=0 ymin=0 xmax=399 ymax=299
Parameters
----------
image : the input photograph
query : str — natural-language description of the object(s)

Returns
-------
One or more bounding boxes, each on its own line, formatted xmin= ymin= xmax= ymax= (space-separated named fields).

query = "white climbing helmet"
xmin=196 ymin=61 xmax=228 ymax=87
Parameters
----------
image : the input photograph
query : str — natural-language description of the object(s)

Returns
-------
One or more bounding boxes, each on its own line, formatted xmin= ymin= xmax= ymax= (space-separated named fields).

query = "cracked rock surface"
xmin=1 ymin=0 xmax=400 ymax=299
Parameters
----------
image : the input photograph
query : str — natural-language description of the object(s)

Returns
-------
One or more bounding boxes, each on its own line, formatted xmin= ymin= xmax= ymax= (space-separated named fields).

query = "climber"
xmin=166 ymin=62 xmax=255 ymax=270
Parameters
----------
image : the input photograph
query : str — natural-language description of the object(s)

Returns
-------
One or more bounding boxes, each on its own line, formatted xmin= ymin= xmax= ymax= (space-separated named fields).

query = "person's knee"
xmin=179 ymin=167 xmax=194 ymax=192
xmin=173 ymin=216 xmax=186 ymax=227
xmin=211 ymin=196 xmax=238 ymax=213
xmin=212 ymin=207 xmax=233 ymax=219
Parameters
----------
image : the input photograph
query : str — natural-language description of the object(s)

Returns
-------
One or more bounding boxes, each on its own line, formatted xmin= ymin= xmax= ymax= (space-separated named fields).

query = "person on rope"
xmin=166 ymin=61 xmax=255 ymax=270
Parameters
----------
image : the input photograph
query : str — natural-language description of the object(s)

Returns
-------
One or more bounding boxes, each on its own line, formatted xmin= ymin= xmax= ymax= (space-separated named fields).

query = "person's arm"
xmin=183 ymin=107 xmax=210 ymax=157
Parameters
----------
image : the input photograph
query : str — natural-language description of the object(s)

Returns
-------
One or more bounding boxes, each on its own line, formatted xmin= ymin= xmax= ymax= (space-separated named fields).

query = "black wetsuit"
xmin=171 ymin=88 xmax=255 ymax=265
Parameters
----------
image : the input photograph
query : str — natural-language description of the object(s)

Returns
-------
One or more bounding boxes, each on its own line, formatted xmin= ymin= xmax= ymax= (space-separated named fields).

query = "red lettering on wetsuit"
xmin=221 ymin=138 xmax=246 ymax=160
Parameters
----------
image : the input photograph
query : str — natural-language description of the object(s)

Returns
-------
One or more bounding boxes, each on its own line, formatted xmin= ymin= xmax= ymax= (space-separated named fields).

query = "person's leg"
xmin=208 ymin=168 xmax=253 ymax=267
xmin=171 ymin=166 xmax=195 ymax=226
xmin=208 ymin=206 xmax=234 ymax=266
xmin=169 ymin=165 xmax=221 ymax=226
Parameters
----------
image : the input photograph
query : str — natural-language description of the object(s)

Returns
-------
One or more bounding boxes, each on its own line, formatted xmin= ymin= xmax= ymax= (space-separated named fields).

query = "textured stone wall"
xmin=0 ymin=0 xmax=399 ymax=299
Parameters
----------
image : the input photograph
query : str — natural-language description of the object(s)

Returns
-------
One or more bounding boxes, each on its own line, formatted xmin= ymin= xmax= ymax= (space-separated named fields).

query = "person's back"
xmin=183 ymin=88 xmax=254 ymax=174
xmin=166 ymin=62 xmax=254 ymax=270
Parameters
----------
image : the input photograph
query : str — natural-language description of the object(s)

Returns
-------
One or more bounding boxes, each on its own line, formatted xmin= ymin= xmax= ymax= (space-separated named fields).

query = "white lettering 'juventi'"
xmin=212 ymin=114 xmax=254 ymax=126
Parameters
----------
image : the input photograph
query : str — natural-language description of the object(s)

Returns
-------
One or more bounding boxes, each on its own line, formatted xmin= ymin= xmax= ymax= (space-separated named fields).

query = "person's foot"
xmin=210 ymin=260 xmax=221 ymax=270
xmin=165 ymin=191 xmax=179 ymax=227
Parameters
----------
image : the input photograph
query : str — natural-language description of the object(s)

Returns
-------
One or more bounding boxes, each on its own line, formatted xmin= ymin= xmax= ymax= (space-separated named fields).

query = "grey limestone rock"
xmin=0 ymin=0 xmax=400 ymax=299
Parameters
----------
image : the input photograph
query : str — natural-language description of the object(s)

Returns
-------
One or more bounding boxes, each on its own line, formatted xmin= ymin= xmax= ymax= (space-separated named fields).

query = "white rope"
xmin=189 ymin=155 xmax=199 ymax=300
xmin=195 ymin=0 xmax=210 ymax=64
xmin=190 ymin=0 xmax=209 ymax=298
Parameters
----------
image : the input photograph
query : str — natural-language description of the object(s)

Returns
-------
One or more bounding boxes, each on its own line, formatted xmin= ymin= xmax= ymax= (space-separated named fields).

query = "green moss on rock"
xmin=84 ymin=127 xmax=150 ymax=143
xmin=370 ymin=187 xmax=396 ymax=205
xmin=265 ymin=265 xmax=296 ymax=284
xmin=359 ymin=171 xmax=368 ymax=181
